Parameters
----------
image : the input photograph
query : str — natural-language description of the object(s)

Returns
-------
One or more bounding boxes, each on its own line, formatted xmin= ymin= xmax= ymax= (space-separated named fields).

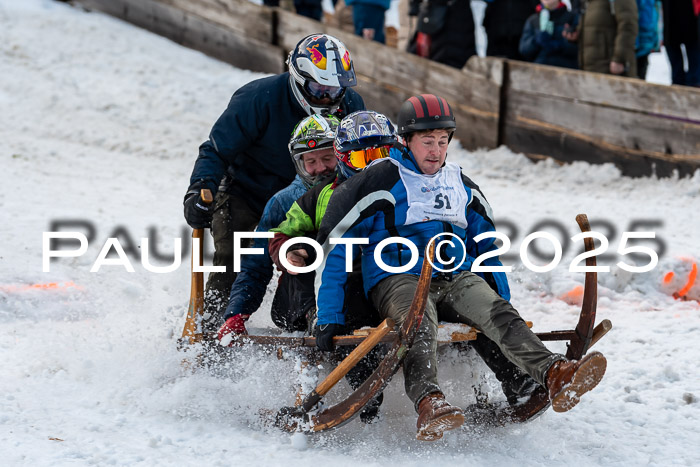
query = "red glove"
xmin=217 ymin=314 xmax=250 ymax=345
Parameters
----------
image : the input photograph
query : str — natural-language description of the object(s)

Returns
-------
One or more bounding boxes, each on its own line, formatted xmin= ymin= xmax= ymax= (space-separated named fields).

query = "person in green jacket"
xmin=269 ymin=109 xmax=397 ymax=424
xmin=566 ymin=0 xmax=639 ymax=76
xmin=268 ymin=110 xmax=397 ymax=333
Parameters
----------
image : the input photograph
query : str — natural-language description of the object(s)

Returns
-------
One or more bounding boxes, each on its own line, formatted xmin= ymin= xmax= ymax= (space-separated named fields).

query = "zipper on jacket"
xmin=436 ymin=222 xmax=454 ymax=281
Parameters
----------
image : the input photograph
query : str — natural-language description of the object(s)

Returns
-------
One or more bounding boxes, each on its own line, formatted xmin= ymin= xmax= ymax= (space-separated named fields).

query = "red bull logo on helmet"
xmin=306 ymin=40 xmax=328 ymax=71
xmin=341 ymin=50 xmax=352 ymax=71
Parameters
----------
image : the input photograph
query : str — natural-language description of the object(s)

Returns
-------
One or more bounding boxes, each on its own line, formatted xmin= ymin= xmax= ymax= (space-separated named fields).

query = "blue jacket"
xmin=223 ymin=176 xmax=308 ymax=320
xmin=314 ymin=147 xmax=510 ymax=326
xmin=636 ymin=0 xmax=660 ymax=57
xmin=345 ymin=0 xmax=391 ymax=9
xmin=189 ymin=72 xmax=364 ymax=215
xmin=519 ymin=4 xmax=579 ymax=69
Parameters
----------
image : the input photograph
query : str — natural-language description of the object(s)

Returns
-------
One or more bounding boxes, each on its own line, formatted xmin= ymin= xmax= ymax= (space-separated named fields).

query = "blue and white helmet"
xmin=287 ymin=34 xmax=357 ymax=115
xmin=334 ymin=110 xmax=397 ymax=179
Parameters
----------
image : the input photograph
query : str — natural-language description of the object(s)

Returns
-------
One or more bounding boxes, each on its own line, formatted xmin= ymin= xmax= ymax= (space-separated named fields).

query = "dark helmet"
xmin=287 ymin=34 xmax=357 ymax=115
xmin=334 ymin=110 xmax=397 ymax=179
xmin=396 ymin=94 xmax=456 ymax=137
xmin=289 ymin=114 xmax=340 ymax=187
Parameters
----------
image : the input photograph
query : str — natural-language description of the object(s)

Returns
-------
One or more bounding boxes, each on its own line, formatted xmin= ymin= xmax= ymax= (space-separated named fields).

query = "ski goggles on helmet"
xmin=342 ymin=146 xmax=390 ymax=170
xmin=304 ymin=81 xmax=345 ymax=100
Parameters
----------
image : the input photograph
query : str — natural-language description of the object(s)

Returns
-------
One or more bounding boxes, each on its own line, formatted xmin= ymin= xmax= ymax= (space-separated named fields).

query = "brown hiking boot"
xmin=416 ymin=392 xmax=465 ymax=441
xmin=546 ymin=351 xmax=607 ymax=413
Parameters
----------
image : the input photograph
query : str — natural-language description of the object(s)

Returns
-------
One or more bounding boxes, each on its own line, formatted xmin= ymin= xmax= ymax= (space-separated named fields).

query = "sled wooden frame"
xmin=467 ymin=213 xmax=611 ymax=424
xmin=187 ymin=214 xmax=612 ymax=431
xmin=272 ymin=242 xmax=436 ymax=432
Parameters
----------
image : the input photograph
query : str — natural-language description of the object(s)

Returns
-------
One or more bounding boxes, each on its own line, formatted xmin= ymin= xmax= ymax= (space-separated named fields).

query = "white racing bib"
xmin=392 ymin=159 xmax=470 ymax=229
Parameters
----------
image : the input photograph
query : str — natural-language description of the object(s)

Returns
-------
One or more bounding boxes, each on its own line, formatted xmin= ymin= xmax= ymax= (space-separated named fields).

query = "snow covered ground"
xmin=1 ymin=0 xmax=699 ymax=465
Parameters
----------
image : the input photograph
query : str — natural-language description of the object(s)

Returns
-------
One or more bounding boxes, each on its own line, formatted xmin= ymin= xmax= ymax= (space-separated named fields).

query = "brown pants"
xmin=370 ymin=272 xmax=563 ymax=410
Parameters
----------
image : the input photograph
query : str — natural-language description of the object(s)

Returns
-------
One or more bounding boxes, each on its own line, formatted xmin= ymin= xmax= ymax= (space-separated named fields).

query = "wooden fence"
xmin=76 ymin=0 xmax=700 ymax=177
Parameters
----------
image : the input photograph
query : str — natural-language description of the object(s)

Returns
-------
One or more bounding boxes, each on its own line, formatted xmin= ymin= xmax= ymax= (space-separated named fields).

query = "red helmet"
xmin=396 ymin=94 xmax=456 ymax=136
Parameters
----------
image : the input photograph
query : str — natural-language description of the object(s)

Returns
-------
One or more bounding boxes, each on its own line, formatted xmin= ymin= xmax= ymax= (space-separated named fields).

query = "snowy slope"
xmin=1 ymin=1 xmax=699 ymax=465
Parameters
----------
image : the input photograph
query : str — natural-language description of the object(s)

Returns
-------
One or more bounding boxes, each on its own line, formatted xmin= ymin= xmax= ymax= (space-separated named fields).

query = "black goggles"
xmin=305 ymin=81 xmax=345 ymax=100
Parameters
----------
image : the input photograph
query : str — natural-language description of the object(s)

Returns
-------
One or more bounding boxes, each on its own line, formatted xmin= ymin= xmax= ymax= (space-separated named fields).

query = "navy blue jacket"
xmin=345 ymin=0 xmax=391 ymax=9
xmin=188 ymin=72 xmax=365 ymax=215
xmin=314 ymin=147 xmax=510 ymax=326
xmin=519 ymin=4 xmax=579 ymax=69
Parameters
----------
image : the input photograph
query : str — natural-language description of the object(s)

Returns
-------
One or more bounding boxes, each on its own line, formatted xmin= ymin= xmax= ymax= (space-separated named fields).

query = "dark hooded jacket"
xmin=483 ymin=0 xmax=541 ymax=59
xmin=188 ymin=72 xmax=364 ymax=215
xmin=579 ymin=0 xmax=638 ymax=77
xmin=520 ymin=3 xmax=579 ymax=68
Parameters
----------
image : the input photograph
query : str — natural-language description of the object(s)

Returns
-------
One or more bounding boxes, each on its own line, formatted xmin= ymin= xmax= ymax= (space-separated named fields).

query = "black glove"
xmin=183 ymin=190 xmax=213 ymax=229
xmin=315 ymin=323 xmax=346 ymax=351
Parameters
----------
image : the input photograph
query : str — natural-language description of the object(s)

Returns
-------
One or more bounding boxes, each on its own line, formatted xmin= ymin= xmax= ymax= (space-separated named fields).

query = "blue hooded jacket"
xmin=314 ymin=146 xmax=510 ymax=326
xmin=223 ymin=176 xmax=307 ymax=320
xmin=636 ymin=0 xmax=660 ymax=57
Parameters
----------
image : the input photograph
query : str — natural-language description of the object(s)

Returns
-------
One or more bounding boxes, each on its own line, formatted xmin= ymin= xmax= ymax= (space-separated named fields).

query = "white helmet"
xmin=287 ymin=34 xmax=357 ymax=115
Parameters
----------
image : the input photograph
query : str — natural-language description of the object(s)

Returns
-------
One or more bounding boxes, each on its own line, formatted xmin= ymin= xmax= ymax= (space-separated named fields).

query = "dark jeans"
xmin=295 ymin=4 xmax=323 ymax=21
xmin=271 ymin=271 xmax=316 ymax=332
xmin=637 ymin=54 xmax=649 ymax=80
xmin=203 ymin=192 xmax=259 ymax=330
xmin=274 ymin=269 xmax=380 ymax=332
xmin=487 ymin=35 xmax=524 ymax=60
xmin=666 ymin=42 xmax=700 ymax=86
xmin=352 ymin=4 xmax=386 ymax=44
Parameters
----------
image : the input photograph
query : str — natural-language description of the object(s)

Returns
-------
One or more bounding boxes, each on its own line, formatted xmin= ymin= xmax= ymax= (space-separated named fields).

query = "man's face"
xmin=302 ymin=148 xmax=337 ymax=177
xmin=542 ymin=0 xmax=559 ymax=9
xmin=406 ymin=130 xmax=450 ymax=175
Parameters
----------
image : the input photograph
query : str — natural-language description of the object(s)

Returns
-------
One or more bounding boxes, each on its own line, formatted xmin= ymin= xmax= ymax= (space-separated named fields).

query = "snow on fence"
xmin=76 ymin=0 xmax=700 ymax=177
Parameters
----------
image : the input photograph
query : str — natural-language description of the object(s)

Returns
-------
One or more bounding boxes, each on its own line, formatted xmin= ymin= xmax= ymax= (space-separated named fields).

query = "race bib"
xmin=396 ymin=160 xmax=469 ymax=229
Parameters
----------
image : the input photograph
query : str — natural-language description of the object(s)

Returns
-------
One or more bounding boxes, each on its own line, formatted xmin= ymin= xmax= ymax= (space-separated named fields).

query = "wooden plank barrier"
xmin=495 ymin=59 xmax=700 ymax=177
xmin=76 ymin=0 xmax=700 ymax=177
xmin=78 ymin=0 xmax=284 ymax=74
xmin=274 ymin=8 xmax=501 ymax=149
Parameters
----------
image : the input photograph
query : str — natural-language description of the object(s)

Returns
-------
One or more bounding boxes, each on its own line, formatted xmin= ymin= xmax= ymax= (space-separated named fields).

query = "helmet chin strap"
xmin=289 ymin=75 xmax=340 ymax=116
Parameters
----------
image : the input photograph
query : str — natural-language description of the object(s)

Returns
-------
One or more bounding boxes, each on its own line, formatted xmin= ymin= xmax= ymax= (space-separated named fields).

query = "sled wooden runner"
xmin=462 ymin=213 xmax=611 ymax=425
xmin=274 ymin=243 xmax=435 ymax=432
xmin=180 ymin=188 xmax=213 ymax=346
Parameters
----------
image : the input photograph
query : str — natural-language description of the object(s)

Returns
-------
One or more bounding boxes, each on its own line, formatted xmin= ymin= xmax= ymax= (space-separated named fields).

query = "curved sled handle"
xmin=306 ymin=243 xmax=435 ymax=432
xmin=567 ymin=214 xmax=598 ymax=359
xmin=181 ymin=188 xmax=213 ymax=345
xmin=300 ymin=318 xmax=395 ymax=413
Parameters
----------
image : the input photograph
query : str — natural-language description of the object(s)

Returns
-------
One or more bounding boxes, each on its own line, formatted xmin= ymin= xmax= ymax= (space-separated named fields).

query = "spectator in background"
xmin=519 ymin=0 xmax=579 ymax=69
xmin=294 ymin=0 xmax=324 ymax=20
xmin=483 ymin=0 xmax=540 ymax=60
xmin=407 ymin=0 xmax=476 ymax=68
xmin=697 ymin=0 xmax=700 ymax=51
xmin=635 ymin=0 xmax=661 ymax=80
xmin=567 ymin=0 xmax=638 ymax=77
xmin=345 ymin=0 xmax=390 ymax=43
xmin=662 ymin=0 xmax=700 ymax=86
xmin=325 ymin=0 xmax=356 ymax=34
xmin=263 ymin=0 xmax=323 ymax=21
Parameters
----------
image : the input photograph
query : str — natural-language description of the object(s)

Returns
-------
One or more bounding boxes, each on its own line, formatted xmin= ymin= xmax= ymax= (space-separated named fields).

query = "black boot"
xmin=344 ymin=346 xmax=385 ymax=423
xmin=470 ymin=334 xmax=541 ymax=406
xmin=359 ymin=393 xmax=384 ymax=423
